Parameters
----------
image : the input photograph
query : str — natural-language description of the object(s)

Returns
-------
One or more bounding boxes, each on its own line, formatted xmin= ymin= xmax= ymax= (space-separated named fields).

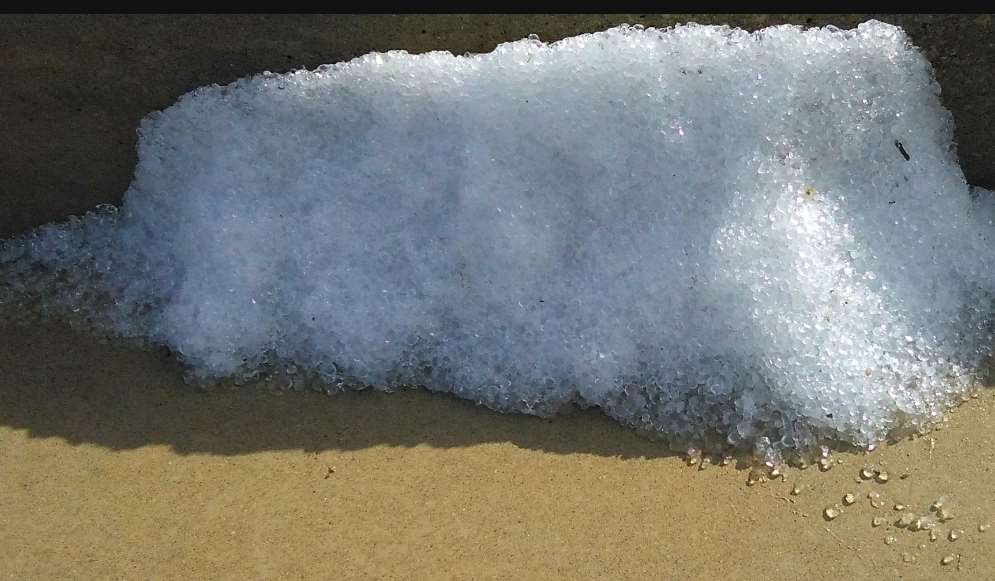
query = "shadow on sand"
xmin=0 ymin=320 xmax=682 ymax=461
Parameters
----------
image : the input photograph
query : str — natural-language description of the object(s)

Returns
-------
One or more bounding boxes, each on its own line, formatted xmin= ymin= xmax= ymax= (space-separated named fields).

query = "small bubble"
xmin=872 ymin=516 xmax=887 ymax=527
xmin=909 ymin=517 xmax=929 ymax=532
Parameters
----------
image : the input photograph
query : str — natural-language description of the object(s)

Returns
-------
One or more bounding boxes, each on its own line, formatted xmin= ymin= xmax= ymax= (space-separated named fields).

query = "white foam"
xmin=3 ymin=21 xmax=994 ymax=458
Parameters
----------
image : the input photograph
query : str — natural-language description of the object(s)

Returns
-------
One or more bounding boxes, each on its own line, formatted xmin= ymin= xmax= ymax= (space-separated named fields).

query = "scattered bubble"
xmin=909 ymin=516 xmax=933 ymax=532
xmin=747 ymin=467 xmax=767 ymax=486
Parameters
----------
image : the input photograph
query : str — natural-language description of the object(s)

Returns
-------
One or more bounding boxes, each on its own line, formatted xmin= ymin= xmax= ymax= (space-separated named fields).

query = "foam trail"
xmin=3 ymin=21 xmax=995 ymax=460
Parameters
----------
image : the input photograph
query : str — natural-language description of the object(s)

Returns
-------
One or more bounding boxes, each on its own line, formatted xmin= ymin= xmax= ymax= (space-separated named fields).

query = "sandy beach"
xmin=3 ymin=14 xmax=995 ymax=580
xmin=1 ymin=321 xmax=993 ymax=580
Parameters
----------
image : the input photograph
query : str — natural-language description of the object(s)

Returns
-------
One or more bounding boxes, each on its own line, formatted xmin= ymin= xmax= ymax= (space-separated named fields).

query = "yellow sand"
xmin=1 ymin=320 xmax=993 ymax=579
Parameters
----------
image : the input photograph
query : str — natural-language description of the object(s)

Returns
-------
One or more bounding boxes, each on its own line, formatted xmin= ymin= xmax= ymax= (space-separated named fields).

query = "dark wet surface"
xmin=1 ymin=14 xmax=993 ymax=237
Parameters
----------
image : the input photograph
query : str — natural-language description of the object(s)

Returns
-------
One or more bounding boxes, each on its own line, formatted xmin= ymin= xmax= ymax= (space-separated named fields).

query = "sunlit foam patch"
xmin=2 ymin=21 xmax=994 ymax=462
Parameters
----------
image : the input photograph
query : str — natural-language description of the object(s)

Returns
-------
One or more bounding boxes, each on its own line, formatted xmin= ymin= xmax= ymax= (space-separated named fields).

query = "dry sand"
xmin=1 ymin=321 xmax=993 ymax=580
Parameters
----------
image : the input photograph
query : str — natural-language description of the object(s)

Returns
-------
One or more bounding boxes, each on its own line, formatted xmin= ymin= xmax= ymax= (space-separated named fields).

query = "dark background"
xmin=2 ymin=14 xmax=992 ymax=237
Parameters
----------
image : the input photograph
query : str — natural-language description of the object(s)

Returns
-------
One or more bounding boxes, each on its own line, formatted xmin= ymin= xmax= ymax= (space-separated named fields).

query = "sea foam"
xmin=3 ymin=21 xmax=995 ymax=459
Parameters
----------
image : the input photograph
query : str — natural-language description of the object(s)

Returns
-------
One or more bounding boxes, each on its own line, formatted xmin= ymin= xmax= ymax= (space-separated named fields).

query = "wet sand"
xmin=1 ymin=321 xmax=993 ymax=580
xmin=2 ymin=14 xmax=995 ymax=238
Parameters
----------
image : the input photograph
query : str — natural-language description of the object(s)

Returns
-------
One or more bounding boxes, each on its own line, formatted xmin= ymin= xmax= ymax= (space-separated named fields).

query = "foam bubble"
xmin=3 ymin=21 xmax=994 ymax=458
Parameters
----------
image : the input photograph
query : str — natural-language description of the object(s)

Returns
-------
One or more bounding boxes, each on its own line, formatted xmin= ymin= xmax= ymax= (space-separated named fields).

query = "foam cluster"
xmin=3 ymin=21 xmax=995 ymax=459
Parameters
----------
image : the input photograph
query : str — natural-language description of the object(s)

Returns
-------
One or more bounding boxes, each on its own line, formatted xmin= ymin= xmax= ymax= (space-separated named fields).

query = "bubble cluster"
xmin=2 ymin=21 xmax=994 ymax=459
